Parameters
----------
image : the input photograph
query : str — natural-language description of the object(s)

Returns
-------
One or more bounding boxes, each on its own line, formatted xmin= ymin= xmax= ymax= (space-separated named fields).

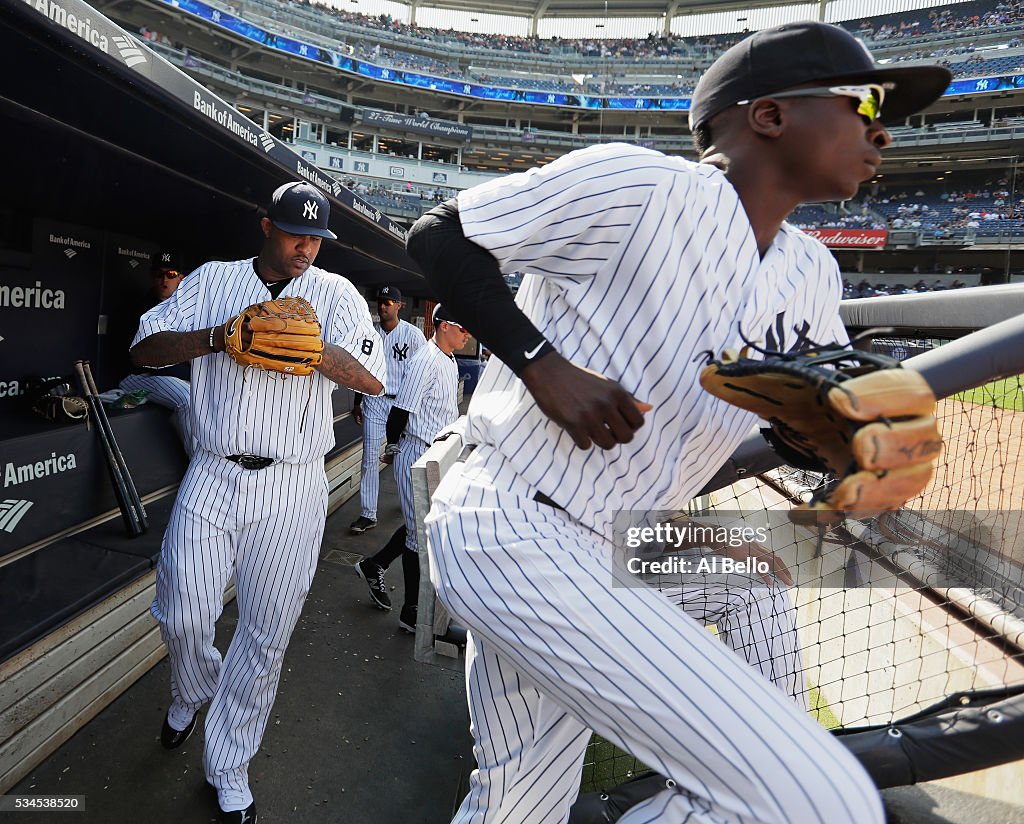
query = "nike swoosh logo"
xmin=524 ymin=342 xmax=544 ymax=360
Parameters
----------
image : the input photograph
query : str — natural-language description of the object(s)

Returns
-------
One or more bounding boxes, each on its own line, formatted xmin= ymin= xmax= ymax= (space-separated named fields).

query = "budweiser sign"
xmin=801 ymin=229 xmax=888 ymax=248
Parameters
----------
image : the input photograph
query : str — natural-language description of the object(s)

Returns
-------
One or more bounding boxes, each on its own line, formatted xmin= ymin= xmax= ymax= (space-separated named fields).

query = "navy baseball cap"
xmin=377 ymin=286 xmax=403 ymax=302
xmin=152 ymin=249 xmax=180 ymax=271
xmin=689 ymin=22 xmax=951 ymax=131
xmin=267 ymin=182 xmax=337 ymax=240
xmin=432 ymin=304 xmax=463 ymax=328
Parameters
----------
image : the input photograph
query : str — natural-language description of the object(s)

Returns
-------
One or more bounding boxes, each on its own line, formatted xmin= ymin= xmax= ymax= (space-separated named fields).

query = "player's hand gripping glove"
xmin=699 ymin=344 xmax=943 ymax=524
xmin=223 ymin=296 xmax=324 ymax=376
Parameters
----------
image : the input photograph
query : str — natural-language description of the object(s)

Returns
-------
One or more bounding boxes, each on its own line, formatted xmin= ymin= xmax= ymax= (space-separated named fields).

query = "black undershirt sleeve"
xmin=405 ymin=199 xmax=554 ymax=375
xmin=386 ymin=406 xmax=410 ymax=444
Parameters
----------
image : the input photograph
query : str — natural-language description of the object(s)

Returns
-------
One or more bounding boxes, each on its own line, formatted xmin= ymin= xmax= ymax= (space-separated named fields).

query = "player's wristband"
xmin=384 ymin=443 xmax=400 ymax=457
xmin=508 ymin=339 xmax=555 ymax=374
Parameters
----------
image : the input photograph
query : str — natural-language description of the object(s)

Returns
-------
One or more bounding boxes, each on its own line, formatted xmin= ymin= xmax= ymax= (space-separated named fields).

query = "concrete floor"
xmin=11 ymin=467 xmax=472 ymax=824
xmin=12 ymin=463 xmax=1024 ymax=823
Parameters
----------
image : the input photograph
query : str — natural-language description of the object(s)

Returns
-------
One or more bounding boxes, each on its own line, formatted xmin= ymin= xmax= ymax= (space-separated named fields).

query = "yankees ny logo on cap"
xmin=267 ymin=182 xmax=338 ymax=240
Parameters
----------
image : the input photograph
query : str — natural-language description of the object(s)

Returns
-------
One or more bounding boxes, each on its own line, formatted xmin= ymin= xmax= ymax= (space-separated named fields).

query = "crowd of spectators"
xmin=246 ymin=0 xmax=708 ymax=59
xmin=241 ymin=0 xmax=1024 ymax=62
xmin=863 ymin=180 xmax=1024 ymax=237
xmin=221 ymin=0 xmax=1024 ymax=98
xmin=843 ymin=276 xmax=972 ymax=299
xmin=138 ymin=26 xmax=173 ymax=46
xmin=852 ymin=1 xmax=1024 ymax=41
xmin=339 ymin=177 xmax=457 ymax=208
xmin=788 ymin=205 xmax=887 ymax=230
xmin=769 ymin=180 xmax=1024 ymax=239
xmin=883 ymin=46 xmax=1024 ymax=79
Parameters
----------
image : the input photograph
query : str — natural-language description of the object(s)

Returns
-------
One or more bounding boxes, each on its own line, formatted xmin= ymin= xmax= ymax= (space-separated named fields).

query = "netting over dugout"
xmin=581 ymin=334 xmax=1024 ymax=792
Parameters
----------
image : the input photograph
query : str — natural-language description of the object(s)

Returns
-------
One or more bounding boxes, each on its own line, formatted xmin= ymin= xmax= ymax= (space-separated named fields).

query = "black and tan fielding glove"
xmin=699 ymin=344 xmax=943 ymax=523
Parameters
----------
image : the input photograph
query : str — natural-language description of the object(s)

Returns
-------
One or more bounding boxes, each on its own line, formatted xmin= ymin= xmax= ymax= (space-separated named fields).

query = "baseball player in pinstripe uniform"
xmin=406 ymin=23 xmax=950 ymax=824
xmin=130 ymin=182 xmax=386 ymax=824
xmin=355 ymin=304 xmax=469 ymax=631
xmin=350 ymin=286 xmax=426 ymax=534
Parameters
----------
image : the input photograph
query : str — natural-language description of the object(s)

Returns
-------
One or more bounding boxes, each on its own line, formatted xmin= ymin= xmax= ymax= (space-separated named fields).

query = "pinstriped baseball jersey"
xmin=376 ymin=318 xmax=426 ymax=395
xmin=457 ymin=143 xmax=847 ymax=539
xmin=392 ymin=340 xmax=461 ymax=552
xmin=357 ymin=320 xmax=426 ymax=519
xmin=134 ymin=259 xmax=386 ymax=462
xmin=393 ymin=340 xmax=461 ymax=445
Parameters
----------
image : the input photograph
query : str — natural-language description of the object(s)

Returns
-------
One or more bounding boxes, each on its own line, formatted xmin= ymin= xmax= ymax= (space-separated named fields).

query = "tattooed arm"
xmin=132 ymin=330 xmax=382 ymax=394
xmin=317 ymin=343 xmax=384 ymax=394
xmin=130 ymin=326 xmax=226 ymax=368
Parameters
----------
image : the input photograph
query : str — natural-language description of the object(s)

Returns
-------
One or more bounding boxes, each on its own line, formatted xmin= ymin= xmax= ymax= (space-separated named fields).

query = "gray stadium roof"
xmin=408 ymin=0 xmax=824 ymax=22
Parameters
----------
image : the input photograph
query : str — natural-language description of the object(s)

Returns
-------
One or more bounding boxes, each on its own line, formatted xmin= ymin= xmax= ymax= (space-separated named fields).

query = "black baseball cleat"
xmin=160 ymin=711 xmax=198 ymax=750
xmin=219 ymin=801 xmax=257 ymax=824
xmin=349 ymin=516 xmax=377 ymax=535
xmin=399 ymin=604 xmax=418 ymax=634
xmin=355 ymin=559 xmax=391 ymax=610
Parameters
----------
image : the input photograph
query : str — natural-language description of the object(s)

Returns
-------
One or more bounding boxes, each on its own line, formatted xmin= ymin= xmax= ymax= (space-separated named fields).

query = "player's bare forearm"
xmin=130 ymin=328 xmax=222 ymax=367
xmin=520 ymin=351 xmax=651 ymax=450
xmin=317 ymin=343 xmax=384 ymax=394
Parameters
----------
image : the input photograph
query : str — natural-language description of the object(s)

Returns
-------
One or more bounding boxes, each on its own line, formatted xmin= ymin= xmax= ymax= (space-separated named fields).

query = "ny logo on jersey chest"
xmin=765 ymin=312 xmax=812 ymax=354
xmin=392 ymin=343 xmax=410 ymax=361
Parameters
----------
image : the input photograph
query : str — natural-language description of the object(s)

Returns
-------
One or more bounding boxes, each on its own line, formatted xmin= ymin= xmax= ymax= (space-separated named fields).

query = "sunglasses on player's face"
xmin=154 ymin=269 xmax=181 ymax=280
xmin=378 ymin=299 xmax=399 ymax=308
xmin=737 ymin=83 xmax=886 ymax=125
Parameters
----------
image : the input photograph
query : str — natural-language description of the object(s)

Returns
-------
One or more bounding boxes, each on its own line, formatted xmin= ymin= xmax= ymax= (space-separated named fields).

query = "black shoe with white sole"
xmin=160 ymin=711 xmax=198 ymax=750
xmin=219 ymin=801 xmax=258 ymax=824
xmin=349 ymin=516 xmax=377 ymax=535
xmin=399 ymin=604 xmax=418 ymax=634
xmin=355 ymin=559 xmax=392 ymax=610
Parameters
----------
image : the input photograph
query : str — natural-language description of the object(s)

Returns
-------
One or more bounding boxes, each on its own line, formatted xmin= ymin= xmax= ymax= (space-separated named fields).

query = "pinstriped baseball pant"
xmin=358 ymin=395 xmax=393 ymax=520
xmin=395 ymin=433 xmax=431 ymax=552
xmin=152 ymin=449 xmax=327 ymax=812
xmin=425 ymin=447 xmax=882 ymax=824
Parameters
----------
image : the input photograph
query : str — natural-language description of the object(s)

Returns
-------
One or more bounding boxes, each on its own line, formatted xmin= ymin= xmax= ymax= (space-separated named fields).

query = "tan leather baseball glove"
xmin=699 ymin=343 xmax=943 ymax=523
xmin=223 ymin=296 xmax=324 ymax=376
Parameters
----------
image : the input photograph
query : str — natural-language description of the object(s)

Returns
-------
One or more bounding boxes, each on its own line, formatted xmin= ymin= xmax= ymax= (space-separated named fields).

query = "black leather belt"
xmin=225 ymin=454 xmax=275 ymax=470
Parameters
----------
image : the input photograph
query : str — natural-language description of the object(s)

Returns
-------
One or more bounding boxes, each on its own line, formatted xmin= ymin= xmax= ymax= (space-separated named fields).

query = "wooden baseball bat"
xmin=83 ymin=360 xmax=148 ymax=533
xmin=74 ymin=361 xmax=146 ymax=537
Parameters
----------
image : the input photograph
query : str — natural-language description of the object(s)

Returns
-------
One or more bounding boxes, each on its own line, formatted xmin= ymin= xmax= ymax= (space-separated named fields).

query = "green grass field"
xmin=954 ymin=377 xmax=1024 ymax=411
xmin=809 ymin=684 xmax=841 ymax=730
